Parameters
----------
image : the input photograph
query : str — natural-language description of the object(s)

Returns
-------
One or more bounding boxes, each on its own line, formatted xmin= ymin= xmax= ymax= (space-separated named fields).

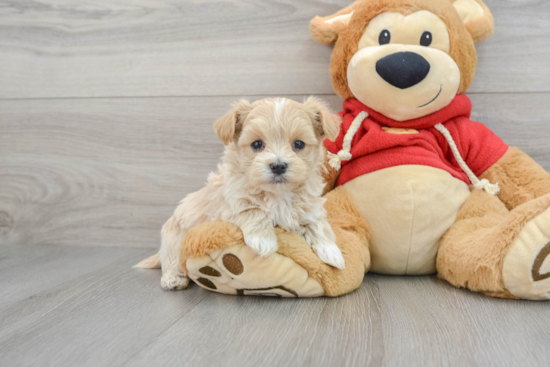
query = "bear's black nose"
xmin=270 ymin=162 xmax=287 ymax=176
xmin=376 ymin=52 xmax=430 ymax=89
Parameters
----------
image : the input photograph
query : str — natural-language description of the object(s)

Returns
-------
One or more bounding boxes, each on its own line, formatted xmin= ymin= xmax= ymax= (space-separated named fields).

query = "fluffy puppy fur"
xmin=135 ymin=97 xmax=344 ymax=290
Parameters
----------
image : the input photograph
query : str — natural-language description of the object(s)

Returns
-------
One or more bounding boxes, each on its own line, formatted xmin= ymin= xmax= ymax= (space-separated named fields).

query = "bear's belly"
xmin=342 ymin=165 xmax=471 ymax=275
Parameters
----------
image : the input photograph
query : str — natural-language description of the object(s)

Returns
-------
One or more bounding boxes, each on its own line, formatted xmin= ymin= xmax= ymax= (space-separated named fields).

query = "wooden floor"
xmin=1 ymin=244 xmax=549 ymax=367
xmin=1 ymin=0 xmax=550 ymax=366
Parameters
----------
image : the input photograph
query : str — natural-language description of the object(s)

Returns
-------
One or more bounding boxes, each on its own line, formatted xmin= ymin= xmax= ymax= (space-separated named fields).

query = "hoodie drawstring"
xmin=434 ymin=123 xmax=500 ymax=195
xmin=328 ymin=111 xmax=369 ymax=170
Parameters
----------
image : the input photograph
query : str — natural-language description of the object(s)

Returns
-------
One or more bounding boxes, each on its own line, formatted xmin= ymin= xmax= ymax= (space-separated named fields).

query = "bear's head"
xmin=310 ymin=0 xmax=494 ymax=121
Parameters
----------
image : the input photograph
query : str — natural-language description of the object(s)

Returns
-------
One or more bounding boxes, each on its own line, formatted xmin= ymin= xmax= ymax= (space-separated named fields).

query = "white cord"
xmin=328 ymin=111 xmax=369 ymax=170
xmin=434 ymin=123 xmax=500 ymax=195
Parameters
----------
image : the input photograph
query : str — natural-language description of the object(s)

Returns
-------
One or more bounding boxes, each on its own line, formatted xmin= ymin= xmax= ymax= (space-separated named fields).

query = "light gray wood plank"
xmin=0 ymin=244 xmax=549 ymax=367
xmin=471 ymin=0 xmax=550 ymax=93
xmin=125 ymin=279 xmax=383 ymax=367
xmin=1 ymin=93 xmax=549 ymax=249
xmin=471 ymin=93 xmax=550 ymax=165
xmin=0 ymin=248 xmax=383 ymax=367
xmin=377 ymin=276 xmax=550 ymax=367
xmin=0 ymin=247 xmax=208 ymax=367
xmin=0 ymin=244 xmax=150 ymax=308
xmin=0 ymin=0 xmax=548 ymax=99
xmin=127 ymin=277 xmax=550 ymax=367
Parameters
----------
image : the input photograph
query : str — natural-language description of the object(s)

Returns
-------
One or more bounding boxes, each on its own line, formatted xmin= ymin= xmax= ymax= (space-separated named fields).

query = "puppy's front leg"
xmin=304 ymin=219 xmax=345 ymax=270
xmin=235 ymin=209 xmax=278 ymax=257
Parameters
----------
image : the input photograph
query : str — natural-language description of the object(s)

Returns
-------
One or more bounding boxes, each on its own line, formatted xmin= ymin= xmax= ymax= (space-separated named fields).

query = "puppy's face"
xmin=214 ymin=98 xmax=340 ymax=191
xmin=238 ymin=99 xmax=322 ymax=189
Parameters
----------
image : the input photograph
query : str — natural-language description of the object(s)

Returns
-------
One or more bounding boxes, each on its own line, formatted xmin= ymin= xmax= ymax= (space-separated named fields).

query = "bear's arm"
xmin=480 ymin=147 xmax=550 ymax=210
xmin=451 ymin=120 xmax=550 ymax=210
xmin=447 ymin=119 xmax=509 ymax=180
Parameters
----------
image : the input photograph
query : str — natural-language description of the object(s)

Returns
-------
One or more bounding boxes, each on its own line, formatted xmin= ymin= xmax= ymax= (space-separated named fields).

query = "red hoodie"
xmin=324 ymin=95 xmax=508 ymax=186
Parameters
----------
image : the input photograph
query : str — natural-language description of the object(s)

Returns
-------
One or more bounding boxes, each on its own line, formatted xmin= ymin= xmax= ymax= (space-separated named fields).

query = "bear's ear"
xmin=310 ymin=3 xmax=359 ymax=45
xmin=452 ymin=0 xmax=495 ymax=43
xmin=303 ymin=96 xmax=341 ymax=142
xmin=213 ymin=100 xmax=253 ymax=145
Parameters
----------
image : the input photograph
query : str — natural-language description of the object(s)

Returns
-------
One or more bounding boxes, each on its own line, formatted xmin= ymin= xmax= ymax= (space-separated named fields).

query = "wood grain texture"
xmin=126 ymin=279 xmax=383 ymax=367
xmin=0 ymin=244 xmax=150 ymax=308
xmin=0 ymin=245 xmax=209 ymax=367
xmin=1 ymin=93 xmax=549 ymax=249
xmin=0 ymin=245 xmax=549 ymax=367
xmin=0 ymin=0 xmax=549 ymax=99
xmin=378 ymin=276 xmax=550 ymax=367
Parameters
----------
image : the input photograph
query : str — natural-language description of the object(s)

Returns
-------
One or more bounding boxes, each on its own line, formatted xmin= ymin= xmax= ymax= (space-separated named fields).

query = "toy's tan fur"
xmin=437 ymin=190 xmax=550 ymax=299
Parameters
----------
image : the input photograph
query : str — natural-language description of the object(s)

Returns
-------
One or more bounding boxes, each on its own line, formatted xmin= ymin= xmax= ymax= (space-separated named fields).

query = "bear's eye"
xmin=251 ymin=140 xmax=264 ymax=151
xmin=293 ymin=140 xmax=305 ymax=150
xmin=420 ymin=31 xmax=432 ymax=47
xmin=378 ymin=29 xmax=391 ymax=45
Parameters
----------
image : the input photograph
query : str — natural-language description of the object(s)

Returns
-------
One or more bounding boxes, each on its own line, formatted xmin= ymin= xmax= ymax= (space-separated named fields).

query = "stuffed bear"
xmin=178 ymin=0 xmax=550 ymax=300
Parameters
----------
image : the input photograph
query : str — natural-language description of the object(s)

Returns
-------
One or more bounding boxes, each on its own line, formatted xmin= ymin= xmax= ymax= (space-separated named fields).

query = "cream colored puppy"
xmin=136 ymin=97 xmax=344 ymax=290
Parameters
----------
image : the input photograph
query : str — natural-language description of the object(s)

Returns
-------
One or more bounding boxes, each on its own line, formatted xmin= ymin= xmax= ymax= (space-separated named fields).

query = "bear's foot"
xmin=186 ymin=244 xmax=325 ymax=297
xmin=503 ymin=206 xmax=550 ymax=300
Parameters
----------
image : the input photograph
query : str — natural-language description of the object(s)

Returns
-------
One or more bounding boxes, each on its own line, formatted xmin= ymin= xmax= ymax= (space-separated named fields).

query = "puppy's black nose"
xmin=376 ymin=52 xmax=430 ymax=89
xmin=270 ymin=162 xmax=287 ymax=176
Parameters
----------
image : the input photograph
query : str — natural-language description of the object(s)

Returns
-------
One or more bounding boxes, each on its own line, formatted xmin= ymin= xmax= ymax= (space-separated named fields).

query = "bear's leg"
xmin=180 ymin=186 xmax=372 ymax=297
xmin=437 ymin=190 xmax=550 ymax=300
xmin=309 ymin=186 xmax=372 ymax=295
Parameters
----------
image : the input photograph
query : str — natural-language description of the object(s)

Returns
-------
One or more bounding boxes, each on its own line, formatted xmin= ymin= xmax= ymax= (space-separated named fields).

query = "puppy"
xmin=135 ymin=97 xmax=345 ymax=290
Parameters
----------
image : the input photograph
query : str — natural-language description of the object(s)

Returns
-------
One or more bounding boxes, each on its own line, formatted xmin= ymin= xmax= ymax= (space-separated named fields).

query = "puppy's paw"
xmin=161 ymin=272 xmax=190 ymax=291
xmin=313 ymin=243 xmax=346 ymax=270
xmin=244 ymin=235 xmax=278 ymax=257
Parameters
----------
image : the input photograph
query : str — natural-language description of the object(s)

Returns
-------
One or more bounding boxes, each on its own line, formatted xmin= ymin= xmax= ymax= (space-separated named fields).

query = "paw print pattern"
xmin=186 ymin=244 xmax=325 ymax=297
xmin=532 ymin=242 xmax=550 ymax=282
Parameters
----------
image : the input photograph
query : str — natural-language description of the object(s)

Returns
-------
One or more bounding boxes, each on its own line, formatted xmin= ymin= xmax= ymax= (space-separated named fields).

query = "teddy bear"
xmin=176 ymin=0 xmax=550 ymax=300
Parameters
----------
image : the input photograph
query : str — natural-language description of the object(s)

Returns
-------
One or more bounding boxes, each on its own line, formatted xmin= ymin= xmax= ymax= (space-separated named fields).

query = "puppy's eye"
xmin=379 ymin=29 xmax=391 ymax=45
xmin=251 ymin=140 xmax=264 ymax=151
xmin=420 ymin=31 xmax=432 ymax=47
xmin=293 ymin=140 xmax=305 ymax=150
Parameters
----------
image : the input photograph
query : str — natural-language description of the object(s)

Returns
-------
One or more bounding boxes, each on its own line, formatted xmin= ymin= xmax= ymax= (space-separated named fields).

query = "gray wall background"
xmin=1 ymin=0 xmax=549 ymax=249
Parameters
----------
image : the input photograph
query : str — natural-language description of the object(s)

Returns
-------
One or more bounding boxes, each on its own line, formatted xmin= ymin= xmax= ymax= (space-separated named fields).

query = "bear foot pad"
xmin=186 ymin=244 xmax=325 ymax=297
xmin=503 ymin=206 xmax=550 ymax=300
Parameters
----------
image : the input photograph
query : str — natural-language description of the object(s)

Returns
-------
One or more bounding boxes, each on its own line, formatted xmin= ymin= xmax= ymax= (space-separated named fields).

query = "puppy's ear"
xmin=303 ymin=97 xmax=341 ymax=142
xmin=309 ymin=3 xmax=358 ymax=45
xmin=452 ymin=0 xmax=494 ymax=43
xmin=213 ymin=100 xmax=253 ymax=145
